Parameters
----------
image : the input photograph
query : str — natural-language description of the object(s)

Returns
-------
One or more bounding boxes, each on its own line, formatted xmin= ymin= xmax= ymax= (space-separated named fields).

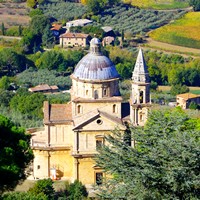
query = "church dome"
xmin=72 ymin=37 xmax=119 ymax=81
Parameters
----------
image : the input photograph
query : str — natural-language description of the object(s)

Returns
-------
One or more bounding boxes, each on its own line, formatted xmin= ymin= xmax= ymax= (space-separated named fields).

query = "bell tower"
xmin=130 ymin=48 xmax=151 ymax=126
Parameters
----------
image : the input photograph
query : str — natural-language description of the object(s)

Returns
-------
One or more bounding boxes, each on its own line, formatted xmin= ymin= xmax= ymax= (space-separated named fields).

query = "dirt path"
xmin=144 ymin=37 xmax=200 ymax=57
xmin=0 ymin=35 xmax=22 ymax=40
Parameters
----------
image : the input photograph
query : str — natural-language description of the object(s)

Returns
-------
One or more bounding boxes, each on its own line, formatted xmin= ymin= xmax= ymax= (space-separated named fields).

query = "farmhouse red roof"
xmin=29 ymin=84 xmax=58 ymax=92
xmin=51 ymin=24 xmax=62 ymax=31
xmin=60 ymin=32 xmax=89 ymax=38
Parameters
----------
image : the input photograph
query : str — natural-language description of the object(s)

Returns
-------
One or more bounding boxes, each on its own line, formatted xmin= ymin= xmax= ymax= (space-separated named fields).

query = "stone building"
xmin=59 ymin=32 xmax=89 ymax=48
xmin=176 ymin=93 xmax=200 ymax=109
xmin=31 ymin=38 xmax=151 ymax=189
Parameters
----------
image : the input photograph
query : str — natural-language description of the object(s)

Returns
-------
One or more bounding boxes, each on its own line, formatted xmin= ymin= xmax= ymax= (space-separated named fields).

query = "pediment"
xmin=73 ymin=110 xmax=125 ymax=131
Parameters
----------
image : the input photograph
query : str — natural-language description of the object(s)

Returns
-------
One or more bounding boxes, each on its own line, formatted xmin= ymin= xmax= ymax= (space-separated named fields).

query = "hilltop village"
xmin=0 ymin=0 xmax=199 ymax=199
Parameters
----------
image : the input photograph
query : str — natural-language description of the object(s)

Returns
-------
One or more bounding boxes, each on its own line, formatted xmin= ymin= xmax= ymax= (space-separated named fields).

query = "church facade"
xmin=31 ymin=38 xmax=151 ymax=188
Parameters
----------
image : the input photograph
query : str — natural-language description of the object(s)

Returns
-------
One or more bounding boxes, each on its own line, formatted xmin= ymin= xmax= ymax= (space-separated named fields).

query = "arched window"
xmin=86 ymin=90 xmax=88 ymax=96
xmin=113 ymin=104 xmax=116 ymax=113
xmin=103 ymin=89 xmax=107 ymax=96
xmin=94 ymin=90 xmax=98 ymax=99
xmin=77 ymin=105 xmax=81 ymax=114
xmin=140 ymin=91 xmax=144 ymax=104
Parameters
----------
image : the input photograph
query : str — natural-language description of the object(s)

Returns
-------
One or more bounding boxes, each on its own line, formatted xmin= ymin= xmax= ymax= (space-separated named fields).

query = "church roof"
xmin=132 ymin=48 xmax=149 ymax=83
xmin=72 ymin=37 xmax=119 ymax=81
xmin=43 ymin=101 xmax=72 ymax=124
xmin=73 ymin=109 xmax=125 ymax=130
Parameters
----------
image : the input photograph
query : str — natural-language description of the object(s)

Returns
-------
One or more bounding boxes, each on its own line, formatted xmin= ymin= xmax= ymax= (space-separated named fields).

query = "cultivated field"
xmin=158 ymin=86 xmax=200 ymax=94
xmin=123 ymin=0 xmax=189 ymax=9
xmin=0 ymin=2 xmax=30 ymax=28
xmin=149 ymin=12 xmax=200 ymax=49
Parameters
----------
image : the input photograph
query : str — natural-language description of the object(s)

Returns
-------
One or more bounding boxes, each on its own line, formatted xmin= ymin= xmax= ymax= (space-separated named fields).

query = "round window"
xmin=96 ymin=119 xmax=103 ymax=125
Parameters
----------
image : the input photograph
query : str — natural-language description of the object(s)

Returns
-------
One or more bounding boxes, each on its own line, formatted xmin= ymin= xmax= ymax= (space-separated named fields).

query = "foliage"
xmin=189 ymin=101 xmax=199 ymax=110
xmin=10 ymin=90 xmax=46 ymax=119
xmin=1 ymin=191 xmax=48 ymax=200
xmin=144 ymin=50 xmax=200 ymax=87
xmin=4 ymin=26 xmax=23 ymax=37
xmin=106 ymin=46 xmax=135 ymax=79
xmin=42 ymin=24 xmax=54 ymax=48
xmin=0 ymin=48 xmax=28 ymax=76
xmin=0 ymin=115 xmax=33 ymax=193
xmin=189 ymin=0 xmax=200 ymax=11
xmin=29 ymin=8 xmax=44 ymax=18
xmin=0 ymin=76 xmax=11 ymax=90
xmin=124 ymin=0 xmax=189 ymax=9
xmin=71 ymin=25 xmax=104 ymax=39
xmin=1 ymin=23 xmax=5 ymax=36
xmin=46 ymin=93 xmax=70 ymax=104
xmin=95 ymin=108 xmax=200 ymax=199
xmin=0 ymin=89 xmax=14 ymax=107
xmin=170 ymin=84 xmax=189 ymax=95
xmin=16 ymin=69 xmax=72 ymax=90
xmin=68 ymin=180 xmax=88 ymax=200
xmin=97 ymin=3 xmax=187 ymax=34
xmin=28 ymin=179 xmax=55 ymax=200
xmin=150 ymin=12 xmax=200 ymax=49
xmin=40 ymin=1 xmax=87 ymax=22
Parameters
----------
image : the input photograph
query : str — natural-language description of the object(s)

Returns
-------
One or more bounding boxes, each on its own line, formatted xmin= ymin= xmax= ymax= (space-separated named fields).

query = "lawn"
xmin=149 ymin=12 xmax=200 ymax=49
xmin=123 ymin=0 xmax=189 ymax=9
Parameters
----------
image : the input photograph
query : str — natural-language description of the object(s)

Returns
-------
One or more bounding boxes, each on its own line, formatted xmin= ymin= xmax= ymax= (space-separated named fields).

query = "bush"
xmin=29 ymin=179 xmax=55 ymax=200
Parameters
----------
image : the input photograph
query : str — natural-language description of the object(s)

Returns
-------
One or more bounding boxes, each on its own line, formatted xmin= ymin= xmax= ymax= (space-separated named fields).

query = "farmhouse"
xmin=59 ymin=32 xmax=89 ymax=48
xmin=31 ymin=38 xmax=151 ymax=189
xmin=176 ymin=93 xmax=200 ymax=109
xmin=28 ymin=84 xmax=59 ymax=93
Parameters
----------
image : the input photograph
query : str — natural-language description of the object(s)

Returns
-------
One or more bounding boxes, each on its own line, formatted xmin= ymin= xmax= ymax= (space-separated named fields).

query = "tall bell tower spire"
xmin=130 ymin=48 xmax=151 ymax=126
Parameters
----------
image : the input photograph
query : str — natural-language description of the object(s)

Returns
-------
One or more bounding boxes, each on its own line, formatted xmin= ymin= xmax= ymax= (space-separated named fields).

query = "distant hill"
xmin=149 ymin=12 xmax=200 ymax=49
xmin=123 ymin=0 xmax=189 ymax=10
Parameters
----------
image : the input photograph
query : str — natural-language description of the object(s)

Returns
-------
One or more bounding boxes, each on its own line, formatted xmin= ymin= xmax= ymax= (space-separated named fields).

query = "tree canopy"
xmin=95 ymin=108 xmax=200 ymax=199
xmin=0 ymin=115 xmax=33 ymax=193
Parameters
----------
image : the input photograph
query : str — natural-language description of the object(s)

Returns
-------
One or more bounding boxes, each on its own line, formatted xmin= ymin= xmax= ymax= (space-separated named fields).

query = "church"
xmin=30 ymin=37 xmax=151 ymax=188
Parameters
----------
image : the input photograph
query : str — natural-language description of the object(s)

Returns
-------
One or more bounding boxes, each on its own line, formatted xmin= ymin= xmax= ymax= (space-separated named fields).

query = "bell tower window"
xmin=86 ymin=90 xmax=88 ymax=96
xmin=77 ymin=105 xmax=81 ymax=114
xmin=113 ymin=104 xmax=116 ymax=113
xmin=140 ymin=91 xmax=144 ymax=104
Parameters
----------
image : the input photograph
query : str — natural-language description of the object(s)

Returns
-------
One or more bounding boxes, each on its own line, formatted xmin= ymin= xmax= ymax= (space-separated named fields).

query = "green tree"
xmin=28 ymin=179 xmax=55 ymax=199
xmin=42 ymin=24 xmax=54 ymax=48
xmin=170 ymin=84 xmax=189 ymax=96
xmin=0 ymin=48 xmax=27 ymax=76
xmin=0 ymin=115 xmax=33 ymax=193
xmin=0 ymin=76 xmax=10 ymax=90
xmin=18 ymin=25 xmax=22 ymax=36
xmin=1 ymin=22 xmax=5 ymax=36
xmin=190 ymin=0 xmax=200 ymax=11
xmin=10 ymin=92 xmax=46 ymax=119
xmin=189 ymin=101 xmax=199 ymax=110
xmin=29 ymin=8 xmax=43 ymax=18
xmin=68 ymin=180 xmax=88 ymax=200
xmin=95 ymin=108 xmax=200 ymax=199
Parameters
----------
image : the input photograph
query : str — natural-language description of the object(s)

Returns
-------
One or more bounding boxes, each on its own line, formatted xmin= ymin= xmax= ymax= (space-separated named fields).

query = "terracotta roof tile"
xmin=51 ymin=24 xmax=62 ymax=31
xmin=43 ymin=102 xmax=72 ymax=124
xmin=176 ymin=93 xmax=200 ymax=100
xmin=60 ymin=32 xmax=89 ymax=39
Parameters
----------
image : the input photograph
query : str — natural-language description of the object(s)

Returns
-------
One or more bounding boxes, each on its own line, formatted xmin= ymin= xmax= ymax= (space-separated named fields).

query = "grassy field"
xmin=158 ymin=86 xmax=200 ymax=95
xmin=123 ymin=0 xmax=189 ymax=9
xmin=149 ymin=12 xmax=200 ymax=49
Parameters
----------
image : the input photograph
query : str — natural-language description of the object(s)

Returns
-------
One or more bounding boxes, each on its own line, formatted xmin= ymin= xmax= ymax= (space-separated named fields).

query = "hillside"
xmin=149 ymin=12 xmax=200 ymax=49
xmin=0 ymin=2 xmax=29 ymax=28
xmin=123 ymin=0 xmax=189 ymax=9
